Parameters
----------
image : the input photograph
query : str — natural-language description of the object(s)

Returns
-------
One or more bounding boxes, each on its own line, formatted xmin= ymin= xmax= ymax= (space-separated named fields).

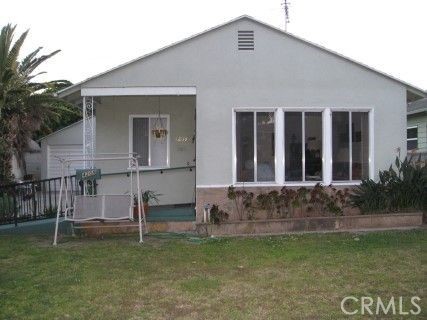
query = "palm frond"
xmin=6 ymin=28 xmax=29 ymax=72
xmin=0 ymin=24 xmax=16 ymax=75
xmin=19 ymin=47 xmax=42 ymax=69
xmin=20 ymin=49 xmax=60 ymax=78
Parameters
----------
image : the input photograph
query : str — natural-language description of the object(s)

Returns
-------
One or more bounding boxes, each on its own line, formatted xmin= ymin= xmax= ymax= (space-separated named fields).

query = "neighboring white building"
xmin=56 ymin=16 xmax=426 ymax=221
xmin=39 ymin=119 xmax=93 ymax=179
xmin=407 ymin=98 xmax=427 ymax=160
xmin=10 ymin=139 xmax=41 ymax=181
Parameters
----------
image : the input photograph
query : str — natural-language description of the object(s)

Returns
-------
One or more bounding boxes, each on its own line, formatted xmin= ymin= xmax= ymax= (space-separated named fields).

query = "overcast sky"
xmin=2 ymin=0 xmax=426 ymax=90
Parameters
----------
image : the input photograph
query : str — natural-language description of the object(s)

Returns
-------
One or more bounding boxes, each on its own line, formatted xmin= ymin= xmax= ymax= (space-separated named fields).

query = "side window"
xmin=407 ymin=127 xmax=418 ymax=150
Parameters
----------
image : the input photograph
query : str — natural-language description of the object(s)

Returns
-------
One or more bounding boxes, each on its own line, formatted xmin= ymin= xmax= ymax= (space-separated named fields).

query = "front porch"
xmin=0 ymin=204 xmax=196 ymax=236
xmin=67 ymin=87 xmax=197 ymax=217
xmin=75 ymin=204 xmax=196 ymax=236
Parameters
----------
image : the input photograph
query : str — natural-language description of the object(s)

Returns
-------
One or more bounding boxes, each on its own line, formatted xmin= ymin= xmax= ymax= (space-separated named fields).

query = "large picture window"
xmin=130 ymin=115 xmax=169 ymax=167
xmin=236 ymin=111 xmax=275 ymax=182
xmin=332 ymin=111 xmax=369 ymax=181
xmin=234 ymin=108 xmax=371 ymax=185
xmin=284 ymin=111 xmax=322 ymax=182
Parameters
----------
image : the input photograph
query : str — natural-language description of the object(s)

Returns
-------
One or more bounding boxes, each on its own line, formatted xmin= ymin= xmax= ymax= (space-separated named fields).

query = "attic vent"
xmin=238 ymin=30 xmax=254 ymax=50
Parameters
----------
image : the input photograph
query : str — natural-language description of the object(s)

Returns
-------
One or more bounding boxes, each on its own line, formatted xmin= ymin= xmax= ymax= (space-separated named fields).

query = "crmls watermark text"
xmin=341 ymin=296 xmax=421 ymax=316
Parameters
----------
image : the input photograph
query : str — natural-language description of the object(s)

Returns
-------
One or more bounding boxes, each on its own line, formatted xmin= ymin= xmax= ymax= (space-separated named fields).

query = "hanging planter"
xmin=152 ymin=127 xmax=168 ymax=139
xmin=152 ymin=97 xmax=168 ymax=139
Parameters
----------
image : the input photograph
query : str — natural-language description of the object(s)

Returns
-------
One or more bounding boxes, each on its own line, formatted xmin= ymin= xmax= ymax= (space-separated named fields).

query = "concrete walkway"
xmin=0 ymin=205 xmax=195 ymax=236
xmin=0 ymin=218 xmax=72 ymax=235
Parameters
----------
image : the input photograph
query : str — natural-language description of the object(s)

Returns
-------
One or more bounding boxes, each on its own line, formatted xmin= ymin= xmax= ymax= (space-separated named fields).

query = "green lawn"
xmin=0 ymin=230 xmax=425 ymax=319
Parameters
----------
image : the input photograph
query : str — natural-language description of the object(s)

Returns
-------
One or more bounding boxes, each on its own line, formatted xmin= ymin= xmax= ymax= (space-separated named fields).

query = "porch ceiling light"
xmin=152 ymin=97 xmax=168 ymax=139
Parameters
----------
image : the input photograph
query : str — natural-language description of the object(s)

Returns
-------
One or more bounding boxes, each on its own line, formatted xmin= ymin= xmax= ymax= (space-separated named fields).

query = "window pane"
xmin=407 ymin=139 xmax=418 ymax=150
xmin=257 ymin=112 xmax=275 ymax=181
xmin=305 ymin=112 xmax=322 ymax=181
xmin=236 ymin=112 xmax=254 ymax=182
xmin=332 ymin=112 xmax=350 ymax=180
xmin=407 ymin=127 xmax=417 ymax=139
xmin=133 ymin=118 xmax=149 ymax=166
xmin=150 ymin=117 xmax=168 ymax=167
xmin=352 ymin=112 xmax=369 ymax=180
xmin=285 ymin=112 xmax=302 ymax=181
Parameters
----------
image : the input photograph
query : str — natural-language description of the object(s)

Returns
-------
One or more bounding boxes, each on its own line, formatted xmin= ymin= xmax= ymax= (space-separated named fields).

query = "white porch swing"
xmin=53 ymin=153 xmax=147 ymax=245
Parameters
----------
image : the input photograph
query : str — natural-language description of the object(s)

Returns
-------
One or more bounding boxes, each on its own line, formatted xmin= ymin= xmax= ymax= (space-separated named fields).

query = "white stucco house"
xmin=57 ymin=15 xmax=426 ymax=221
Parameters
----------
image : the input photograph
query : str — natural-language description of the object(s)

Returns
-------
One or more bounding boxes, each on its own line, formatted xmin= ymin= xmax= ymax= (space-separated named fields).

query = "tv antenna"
xmin=282 ymin=0 xmax=291 ymax=31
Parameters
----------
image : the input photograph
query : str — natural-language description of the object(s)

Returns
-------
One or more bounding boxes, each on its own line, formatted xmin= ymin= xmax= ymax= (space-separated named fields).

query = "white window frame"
xmin=232 ymin=108 xmax=277 ymax=185
xmin=129 ymin=114 xmax=170 ymax=169
xmin=330 ymin=108 xmax=374 ymax=184
xmin=232 ymin=107 xmax=374 ymax=187
xmin=283 ymin=108 xmax=325 ymax=184
xmin=407 ymin=126 xmax=418 ymax=150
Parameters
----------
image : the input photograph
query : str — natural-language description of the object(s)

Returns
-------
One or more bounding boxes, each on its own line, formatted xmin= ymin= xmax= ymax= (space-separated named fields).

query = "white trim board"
xmin=82 ymin=87 xmax=196 ymax=97
xmin=195 ymin=182 xmax=363 ymax=189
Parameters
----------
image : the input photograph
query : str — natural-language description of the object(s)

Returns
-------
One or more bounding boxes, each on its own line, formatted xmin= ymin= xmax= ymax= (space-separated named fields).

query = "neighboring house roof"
xmin=58 ymin=15 xmax=426 ymax=100
xmin=38 ymin=119 xmax=84 ymax=142
xmin=25 ymin=139 xmax=41 ymax=152
xmin=408 ymin=98 xmax=427 ymax=115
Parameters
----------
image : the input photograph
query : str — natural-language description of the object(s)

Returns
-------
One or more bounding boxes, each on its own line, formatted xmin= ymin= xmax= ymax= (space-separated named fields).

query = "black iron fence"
xmin=0 ymin=176 xmax=77 ymax=226
xmin=0 ymin=166 xmax=196 ymax=226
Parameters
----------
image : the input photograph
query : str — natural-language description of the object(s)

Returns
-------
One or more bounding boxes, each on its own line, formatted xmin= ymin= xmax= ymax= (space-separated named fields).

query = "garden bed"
xmin=196 ymin=212 xmax=423 ymax=236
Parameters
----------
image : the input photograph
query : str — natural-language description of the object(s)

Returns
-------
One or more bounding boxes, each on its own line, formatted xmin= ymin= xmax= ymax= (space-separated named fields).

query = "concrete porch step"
xmin=76 ymin=220 xmax=195 ymax=235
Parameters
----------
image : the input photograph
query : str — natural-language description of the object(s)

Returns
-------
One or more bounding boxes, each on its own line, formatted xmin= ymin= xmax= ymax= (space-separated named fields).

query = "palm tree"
xmin=0 ymin=24 xmax=74 ymax=184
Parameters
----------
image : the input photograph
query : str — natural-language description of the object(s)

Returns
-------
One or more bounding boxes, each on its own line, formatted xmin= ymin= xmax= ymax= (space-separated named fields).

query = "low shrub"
xmin=227 ymin=186 xmax=254 ymax=220
xmin=0 ymin=193 xmax=15 ymax=220
xmin=256 ymin=191 xmax=280 ymax=219
xmin=43 ymin=206 xmax=58 ymax=218
xmin=280 ymin=184 xmax=350 ymax=217
xmin=351 ymin=156 xmax=427 ymax=213
xmin=229 ymin=184 xmax=351 ymax=220
xmin=209 ymin=205 xmax=229 ymax=224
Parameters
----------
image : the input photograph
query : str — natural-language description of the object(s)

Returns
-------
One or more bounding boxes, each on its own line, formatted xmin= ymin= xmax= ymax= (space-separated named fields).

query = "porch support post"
xmin=82 ymin=95 xmax=95 ymax=168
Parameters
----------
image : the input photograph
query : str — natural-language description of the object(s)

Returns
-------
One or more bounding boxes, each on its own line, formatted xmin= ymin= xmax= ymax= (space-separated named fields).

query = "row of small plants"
xmin=209 ymin=156 xmax=426 ymax=224
xmin=210 ymin=184 xmax=351 ymax=224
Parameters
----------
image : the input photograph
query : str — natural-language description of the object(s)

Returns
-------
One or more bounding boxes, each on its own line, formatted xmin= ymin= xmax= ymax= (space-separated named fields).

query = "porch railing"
xmin=0 ymin=166 xmax=196 ymax=226
xmin=0 ymin=176 xmax=77 ymax=226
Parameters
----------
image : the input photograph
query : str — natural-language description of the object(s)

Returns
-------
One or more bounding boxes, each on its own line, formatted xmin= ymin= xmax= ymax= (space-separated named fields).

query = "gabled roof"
xmin=408 ymin=98 xmax=427 ymax=115
xmin=58 ymin=15 xmax=426 ymax=100
xmin=38 ymin=119 xmax=83 ymax=142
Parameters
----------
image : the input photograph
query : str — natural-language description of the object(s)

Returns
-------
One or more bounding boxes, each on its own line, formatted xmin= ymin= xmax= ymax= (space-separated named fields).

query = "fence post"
xmin=32 ymin=183 xmax=37 ymax=220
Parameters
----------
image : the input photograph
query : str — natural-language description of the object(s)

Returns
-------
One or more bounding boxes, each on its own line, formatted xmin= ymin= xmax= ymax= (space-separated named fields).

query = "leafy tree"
xmin=33 ymin=83 xmax=82 ymax=141
xmin=0 ymin=24 xmax=76 ymax=184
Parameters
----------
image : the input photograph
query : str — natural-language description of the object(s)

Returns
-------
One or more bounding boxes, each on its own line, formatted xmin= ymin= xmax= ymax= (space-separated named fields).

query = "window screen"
xmin=236 ymin=111 xmax=275 ymax=182
xmin=133 ymin=118 xmax=149 ymax=166
xmin=407 ymin=127 xmax=418 ymax=150
xmin=284 ymin=112 xmax=322 ymax=181
xmin=132 ymin=117 xmax=168 ymax=167
xmin=332 ymin=111 xmax=369 ymax=181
